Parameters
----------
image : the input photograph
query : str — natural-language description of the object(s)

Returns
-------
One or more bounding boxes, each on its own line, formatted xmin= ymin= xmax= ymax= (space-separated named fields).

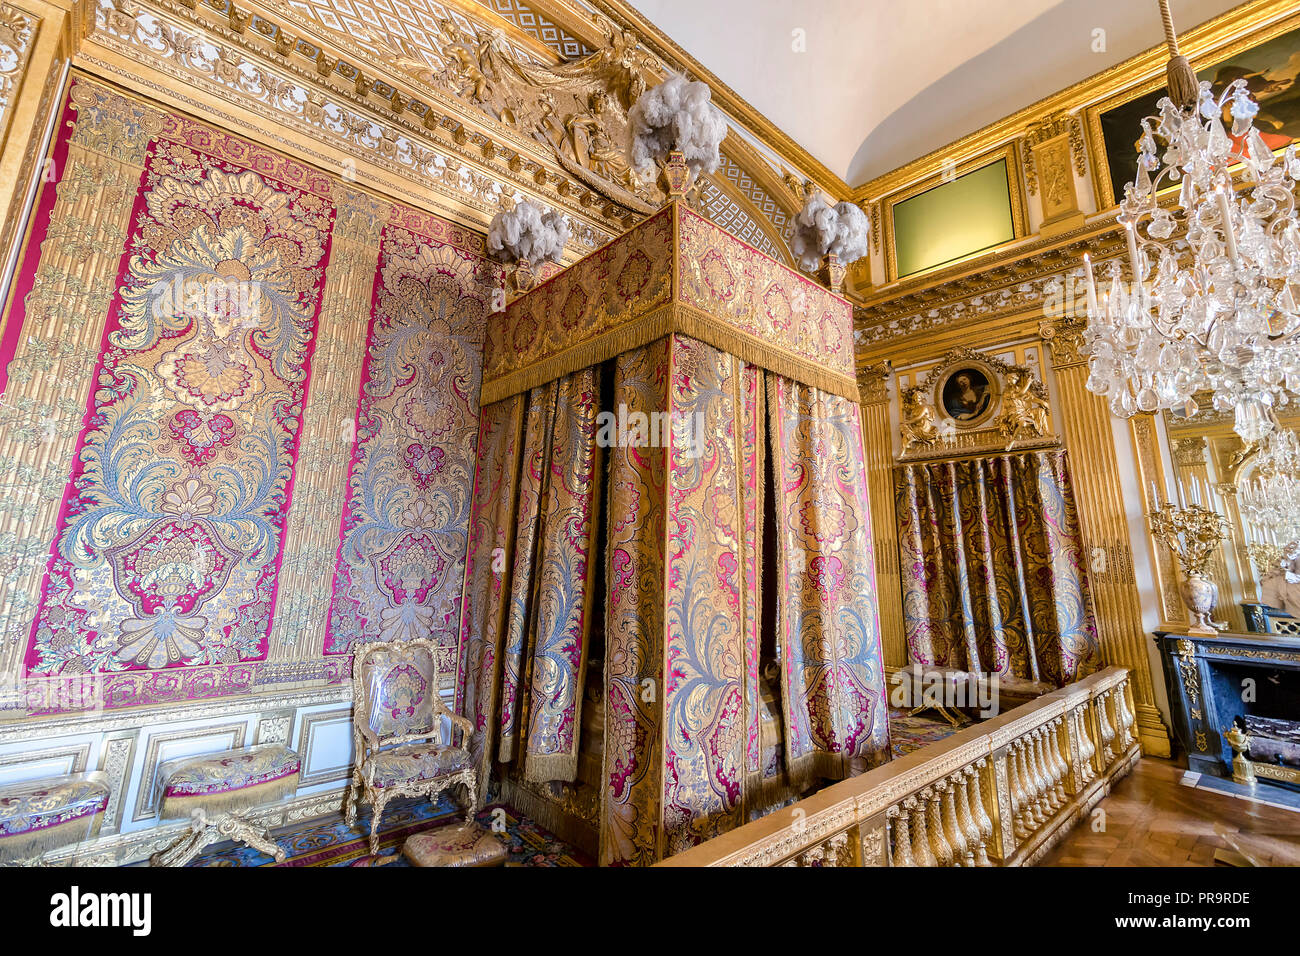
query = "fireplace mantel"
xmin=1154 ymin=628 xmax=1300 ymax=784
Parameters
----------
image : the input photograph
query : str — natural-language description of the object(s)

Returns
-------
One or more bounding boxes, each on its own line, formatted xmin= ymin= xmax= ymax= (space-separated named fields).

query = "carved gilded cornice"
xmin=1038 ymin=318 xmax=1087 ymax=369
xmin=563 ymin=0 xmax=848 ymax=198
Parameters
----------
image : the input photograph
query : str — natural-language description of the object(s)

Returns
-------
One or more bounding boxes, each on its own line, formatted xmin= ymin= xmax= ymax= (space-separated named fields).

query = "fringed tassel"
xmin=0 ymin=811 xmax=104 ymax=863
xmin=498 ymin=775 xmax=598 ymax=858
xmin=158 ymin=776 xmax=297 ymax=821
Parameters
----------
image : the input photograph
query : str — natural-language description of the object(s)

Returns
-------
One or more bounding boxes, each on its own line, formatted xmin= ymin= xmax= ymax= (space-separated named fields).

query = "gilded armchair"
xmin=346 ymin=639 xmax=477 ymax=857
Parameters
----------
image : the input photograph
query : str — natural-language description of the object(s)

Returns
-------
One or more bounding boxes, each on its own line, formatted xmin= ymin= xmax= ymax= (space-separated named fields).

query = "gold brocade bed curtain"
xmin=458 ymin=369 xmax=602 ymax=786
xmin=459 ymin=334 xmax=891 ymax=866
xmin=894 ymin=449 xmax=1100 ymax=686
xmin=457 ymin=201 xmax=891 ymax=867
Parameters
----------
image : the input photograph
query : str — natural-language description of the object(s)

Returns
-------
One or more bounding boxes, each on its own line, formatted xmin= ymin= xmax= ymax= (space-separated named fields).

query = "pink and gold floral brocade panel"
xmin=457 ymin=395 xmax=526 ymax=786
xmin=3 ymin=77 xmax=496 ymax=712
xmin=479 ymin=204 xmax=858 ymax=406
xmin=675 ymin=208 xmax=854 ymax=383
xmin=23 ymin=80 xmax=337 ymax=700
xmin=324 ymin=211 xmax=496 ymax=659
xmin=458 ymin=371 xmax=600 ymax=788
xmin=660 ymin=337 xmax=760 ymax=856
xmin=600 ymin=341 xmax=668 ymax=867
xmin=768 ymin=376 xmax=891 ymax=781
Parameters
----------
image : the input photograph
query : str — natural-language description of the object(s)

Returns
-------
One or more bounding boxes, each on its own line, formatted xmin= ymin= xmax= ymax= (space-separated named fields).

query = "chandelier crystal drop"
xmin=1081 ymin=78 xmax=1300 ymax=442
xmin=1239 ymin=428 xmax=1300 ymax=550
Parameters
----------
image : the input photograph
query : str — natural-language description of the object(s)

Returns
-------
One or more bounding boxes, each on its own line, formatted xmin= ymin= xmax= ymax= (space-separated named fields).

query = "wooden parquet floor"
xmin=1039 ymin=758 xmax=1300 ymax=866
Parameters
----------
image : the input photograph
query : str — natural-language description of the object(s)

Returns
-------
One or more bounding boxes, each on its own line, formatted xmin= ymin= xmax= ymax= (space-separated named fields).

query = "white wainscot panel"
xmin=0 ymin=731 xmax=103 ymax=787
xmin=293 ymin=703 xmax=354 ymax=795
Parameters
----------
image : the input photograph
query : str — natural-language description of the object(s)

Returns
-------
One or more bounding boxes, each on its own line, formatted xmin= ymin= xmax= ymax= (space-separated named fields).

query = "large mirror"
xmin=1162 ymin=403 xmax=1300 ymax=634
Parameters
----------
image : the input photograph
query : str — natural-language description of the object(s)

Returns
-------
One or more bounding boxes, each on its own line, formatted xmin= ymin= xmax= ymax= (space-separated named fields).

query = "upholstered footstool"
xmin=401 ymin=822 xmax=508 ymax=867
xmin=150 ymin=745 xmax=301 ymax=867
xmin=0 ymin=771 xmax=110 ymax=864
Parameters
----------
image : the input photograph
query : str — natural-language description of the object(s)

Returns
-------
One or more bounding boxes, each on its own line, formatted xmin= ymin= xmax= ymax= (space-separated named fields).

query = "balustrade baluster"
xmin=888 ymin=806 xmax=914 ymax=867
xmin=951 ymin=768 xmax=980 ymax=866
xmin=1074 ymin=706 xmax=1097 ymax=783
xmin=906 ymin=795 xmax=936 ymax=867
xmin=1040 ymin=728 xmax=1060 ymax=811
xmin=924 ymin=786 xmax=954 ymax=867
xmin=1114 ymin=682 xmax=1135 ymax=747
xmin=939 ymin=778 xmax=971 ymax=866
xmin=1096 ymin=690 xmax=1116 ymax=765
xmin=1050 ymin=718 xmax=1070 ymax=803
xmin=1017 ymin=739 xmax=1045 ymax=828
xmin=965 ymin=764 xmax=993 ymax=866
xmin=1007 ymin=743 xmax=1031 ymax=838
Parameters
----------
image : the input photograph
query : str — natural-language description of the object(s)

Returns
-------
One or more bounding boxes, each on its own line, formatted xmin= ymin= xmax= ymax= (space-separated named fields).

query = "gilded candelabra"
xmin=1148 ymin=502 xmax=1230 ymax=635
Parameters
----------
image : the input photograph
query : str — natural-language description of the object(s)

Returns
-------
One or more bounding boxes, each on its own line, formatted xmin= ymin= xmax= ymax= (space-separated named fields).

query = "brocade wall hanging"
xmin=895 ymin=449 xmax=1100 ymax=686
xmin=0 ymin=75 xmax=499 ymax=714
xmin=458 ymin=202 xmax=891 ymax=866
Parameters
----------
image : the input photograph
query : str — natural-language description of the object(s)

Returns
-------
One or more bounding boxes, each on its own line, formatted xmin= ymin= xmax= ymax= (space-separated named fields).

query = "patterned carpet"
xmin=188 ymin=795 xmax=592 ymax=867
xmin=888 ymin=706 xmax=962 ymax=757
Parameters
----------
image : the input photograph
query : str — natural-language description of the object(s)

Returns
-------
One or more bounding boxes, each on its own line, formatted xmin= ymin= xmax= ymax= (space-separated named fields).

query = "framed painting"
xmin=1090 ymin=16 xmax=1300 ymax=208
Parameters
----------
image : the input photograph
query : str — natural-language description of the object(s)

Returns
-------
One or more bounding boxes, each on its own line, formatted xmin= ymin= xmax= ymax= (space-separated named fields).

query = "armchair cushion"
xmin=157 ymin=745 xmax=301 ymax=820
xmin=0 ymin=772 xmax=109 ymax=861
xmin=363 ymin=741 xmax=471 ymax=790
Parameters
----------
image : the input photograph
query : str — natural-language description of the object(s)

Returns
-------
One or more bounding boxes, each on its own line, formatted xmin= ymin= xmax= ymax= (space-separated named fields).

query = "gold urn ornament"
xmin=818 ymin=253 xmax=846 ymax=294
xmin=510 ymin=257 xmax=537 ymax=295
xmin=662 ymin=149 xmax=691 ymax=199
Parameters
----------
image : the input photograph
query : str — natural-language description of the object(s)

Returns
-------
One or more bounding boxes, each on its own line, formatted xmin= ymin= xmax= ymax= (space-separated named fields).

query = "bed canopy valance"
xmin=457 ymin=200 xmax=890 ymax=866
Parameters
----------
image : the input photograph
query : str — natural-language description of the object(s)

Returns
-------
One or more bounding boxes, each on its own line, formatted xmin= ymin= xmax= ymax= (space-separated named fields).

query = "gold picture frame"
xmin=934 ymin=361 xmax=1001 ymax=430
xmin=881 ymin=142 xmax=1027 ymax=284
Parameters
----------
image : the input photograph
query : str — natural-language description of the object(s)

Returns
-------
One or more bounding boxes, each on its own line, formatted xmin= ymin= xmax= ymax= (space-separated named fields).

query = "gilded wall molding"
xmin=0 ymin=2 xmax=38 ymax=139
xmin=852 ymin=0 xmax=1298 ymax=204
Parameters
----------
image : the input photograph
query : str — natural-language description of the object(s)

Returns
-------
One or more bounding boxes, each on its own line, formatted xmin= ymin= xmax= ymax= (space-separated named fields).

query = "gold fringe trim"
xmin=481 ymin=304 xmax=859 ymax=406
xmin=157 ymin=776 xmax=298 ymax=820
xmin=522 ymin=749 xmax=580 ymax=785
xmin=498 ymin=776 xmax=598 ymax=858
xmin=0 ymin=812 xmax=104 ymax=861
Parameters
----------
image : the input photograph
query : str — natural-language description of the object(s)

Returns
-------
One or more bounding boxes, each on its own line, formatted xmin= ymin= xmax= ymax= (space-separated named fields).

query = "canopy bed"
xmin=455 ymin=200 xmax=891 ymax=866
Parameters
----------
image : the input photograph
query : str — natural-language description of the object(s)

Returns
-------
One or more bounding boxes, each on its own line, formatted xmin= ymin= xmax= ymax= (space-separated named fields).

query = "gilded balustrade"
xmin=657 ymin=667 xmax=1139 ymax=868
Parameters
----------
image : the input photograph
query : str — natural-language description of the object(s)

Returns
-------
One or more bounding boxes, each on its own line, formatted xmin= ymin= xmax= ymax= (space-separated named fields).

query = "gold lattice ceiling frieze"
xmin=472 ymin=0 xmax=588 ymax=59
xmin=93 ymin=0 xmax=807 ymax=265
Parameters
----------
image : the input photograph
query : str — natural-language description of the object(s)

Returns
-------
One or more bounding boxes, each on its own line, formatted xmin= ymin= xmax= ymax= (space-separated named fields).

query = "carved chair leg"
xmin=151 ymin=809 xmax=217 ymax=867
xmin=369 ymin=791 xmax=391 ymax=858
xmin=462 ymin=776 xmax=477 ymax=824
xmin=343 ymin=775 xmax=362 ymax=827
xmin=215 ymin=811 xmax=286 ymax=864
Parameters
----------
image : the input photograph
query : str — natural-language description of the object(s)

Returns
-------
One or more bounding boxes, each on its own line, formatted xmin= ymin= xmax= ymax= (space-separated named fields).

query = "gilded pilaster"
xmin=1039 ymin=319 xmax=1171 ymax=757
xmin=266 ymin=187 xmax=389 ymax=668
xmin=858 ymin=360 xmax=905 ymax=669
xmin=0 ymin=80 xmax=162 ymax=685
xmin=0 ymin=0 xmax=90 ymax=272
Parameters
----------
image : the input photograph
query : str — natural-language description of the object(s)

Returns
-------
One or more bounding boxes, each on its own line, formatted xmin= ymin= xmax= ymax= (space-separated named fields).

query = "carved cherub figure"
xmin=901 ymin=388 xmax=940 ymax=450
xmin=997 ymin=369 xmax=1050 ymax=442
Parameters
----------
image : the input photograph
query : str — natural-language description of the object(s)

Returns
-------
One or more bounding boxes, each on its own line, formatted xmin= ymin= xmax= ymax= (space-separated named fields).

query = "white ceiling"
xmin=628 ymin=0 xmax=1246 ymax=187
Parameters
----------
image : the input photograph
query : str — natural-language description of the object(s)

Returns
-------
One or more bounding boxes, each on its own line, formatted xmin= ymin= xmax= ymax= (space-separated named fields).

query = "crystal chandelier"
xmin=1238 ymin=428 xmax=1300 ymax=549
xmin=1081 ymin=2 xmax=1300 ymax=443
